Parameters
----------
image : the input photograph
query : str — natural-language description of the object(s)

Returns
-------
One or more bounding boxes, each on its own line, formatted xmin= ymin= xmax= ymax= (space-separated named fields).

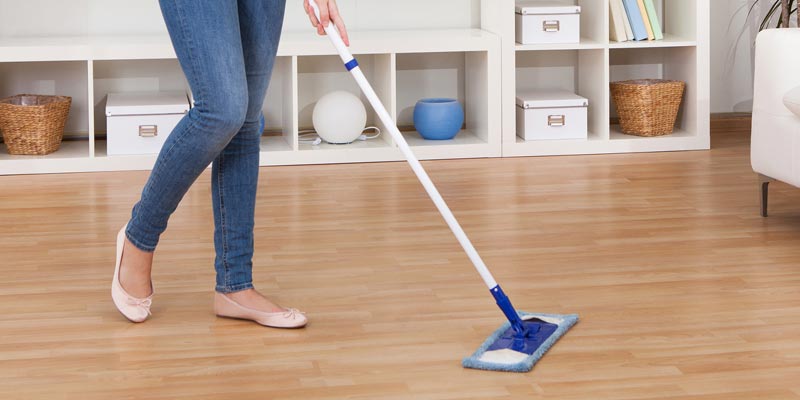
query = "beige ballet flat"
xmin=214 ymin=292 xmax=307 ymax=329
xmin=111 ymin=224 xmax=153 ymax=323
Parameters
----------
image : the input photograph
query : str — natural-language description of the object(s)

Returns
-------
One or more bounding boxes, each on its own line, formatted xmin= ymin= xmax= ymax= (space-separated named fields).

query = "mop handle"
xmin=307 ymin=0 xmax=498 ymax=290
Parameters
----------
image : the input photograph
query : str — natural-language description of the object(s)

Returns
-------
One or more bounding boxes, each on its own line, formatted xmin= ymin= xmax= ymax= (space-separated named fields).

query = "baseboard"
xmin=711 ymin=112 xmax=751 ymax=133
xmin=711 ymin=112 xmax=752 ymax=119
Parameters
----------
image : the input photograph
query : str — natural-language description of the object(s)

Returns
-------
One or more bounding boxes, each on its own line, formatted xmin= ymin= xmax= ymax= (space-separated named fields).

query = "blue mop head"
xmin=462 ymin=312 xmax=578 ymax=373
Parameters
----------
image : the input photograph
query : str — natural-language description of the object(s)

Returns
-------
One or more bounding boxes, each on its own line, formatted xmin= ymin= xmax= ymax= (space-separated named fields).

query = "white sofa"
xmin=751 ymin=28 xmax=800 ymax=217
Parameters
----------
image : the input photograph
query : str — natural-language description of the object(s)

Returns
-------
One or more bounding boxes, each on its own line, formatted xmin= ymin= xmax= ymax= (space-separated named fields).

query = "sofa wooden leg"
xmin=759 ymin=174 xmax=773 ymax=217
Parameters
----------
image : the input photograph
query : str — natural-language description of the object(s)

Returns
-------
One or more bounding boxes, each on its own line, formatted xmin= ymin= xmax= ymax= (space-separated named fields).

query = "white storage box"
xmin=516 ymin=90 xmax=588 ymax=141
xmin=515 ymin=1 xmax=581 ymax=45
xmin=105 ymin=91 xmax=190 ymax=156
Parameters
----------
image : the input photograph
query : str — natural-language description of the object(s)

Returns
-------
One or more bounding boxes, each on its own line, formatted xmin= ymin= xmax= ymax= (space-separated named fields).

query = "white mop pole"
xmin=307 ymin=0 xmax=498 ymax=290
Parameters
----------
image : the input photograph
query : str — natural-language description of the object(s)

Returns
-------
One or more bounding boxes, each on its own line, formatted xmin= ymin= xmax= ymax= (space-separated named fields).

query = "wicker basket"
xmin=0 ymin=94 xmax=71 ymax=155
xmin=610 ymin=79 xmax=685 ymax=137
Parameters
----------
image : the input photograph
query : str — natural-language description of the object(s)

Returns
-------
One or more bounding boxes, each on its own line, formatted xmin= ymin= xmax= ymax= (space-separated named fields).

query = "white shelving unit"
xmin=484 ymin=0 xmax=710 ymax=157
xmin=0 ymin=0 xmax=709 ymax=175
xmin=0 ymin=27 xmax=501 ymax=174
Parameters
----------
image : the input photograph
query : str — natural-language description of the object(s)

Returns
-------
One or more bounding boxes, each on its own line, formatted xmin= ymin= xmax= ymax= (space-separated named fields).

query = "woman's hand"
xmin=303 ymin=0 xmax=350 ymax=46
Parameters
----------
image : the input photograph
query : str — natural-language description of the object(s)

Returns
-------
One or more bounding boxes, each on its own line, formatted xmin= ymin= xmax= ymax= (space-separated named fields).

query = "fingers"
xmin=304 ymin=0 xmax=323 ymax=35
xmin=329 ymin=1 xmax=350 ymax=46
xmin=304 ymin=0 xmax=349 ymax=46
xmin=318 ymin=0 xmax=331 ymax=30
xmin=304 ymin=0 xmax=319 ymax=29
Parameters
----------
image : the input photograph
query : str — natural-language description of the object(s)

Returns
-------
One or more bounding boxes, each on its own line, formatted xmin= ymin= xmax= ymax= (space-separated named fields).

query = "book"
xmin=609 ymin=0 xmax=628 ymax=42
xmin=619 ymin=0 xmax=635 ymax=40
xmin=643 ymin=0 xmax=664 ymax=40
xmin=621 ymin=0 xmax=648 ymax=41
xmin=637 ymin=0 xmax=655 ymax=40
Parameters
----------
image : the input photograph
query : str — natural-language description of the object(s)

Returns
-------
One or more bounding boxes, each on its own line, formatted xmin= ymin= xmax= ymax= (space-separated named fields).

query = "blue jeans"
xmin=126 ymin=0 xmax=286 ymax=293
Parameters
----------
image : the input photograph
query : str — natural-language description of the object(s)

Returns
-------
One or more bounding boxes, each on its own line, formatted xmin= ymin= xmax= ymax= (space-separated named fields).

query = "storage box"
xmin=515 ymin=1 xmax=581 ymax=45
xmin=516 ymin=89 xmax=588 ymax=141
xmin=105 ymin=91 xmax=189 ymax=156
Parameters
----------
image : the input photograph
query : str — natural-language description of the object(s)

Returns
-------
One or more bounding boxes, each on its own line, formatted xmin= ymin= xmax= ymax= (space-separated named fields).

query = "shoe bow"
xmin=282 ymin=308 xmax=305 ymax=319
xmin=126 ymin=297 xmax=153 ymax=315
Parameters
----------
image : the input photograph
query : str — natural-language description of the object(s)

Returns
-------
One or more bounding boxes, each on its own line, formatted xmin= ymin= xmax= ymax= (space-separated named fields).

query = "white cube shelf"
xmin=0 ymin=0 xmax=708 ymax=175
xmin=0 ymin=28 xmax=501 ymax=174
xmin=489 ymin=0 xmax=710 ymax=157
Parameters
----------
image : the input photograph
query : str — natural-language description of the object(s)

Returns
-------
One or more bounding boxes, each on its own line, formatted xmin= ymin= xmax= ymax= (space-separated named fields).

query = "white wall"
xmin=0 ymin=0 xmax=480 ymax=38
xmin=0 ymin=0 xmax=765 ymax=114
xmin=710 ymin=0 xmax=754 ymax=113
xmin=710 ymin=0 xmax=797 ymax=113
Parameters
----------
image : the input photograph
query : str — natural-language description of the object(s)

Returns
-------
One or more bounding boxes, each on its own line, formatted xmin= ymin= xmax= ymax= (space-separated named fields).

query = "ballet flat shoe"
xmin=214 ymin=292 xmax=307 ymax=329
xmin=111 ymin=224 xmax=153 ymax=323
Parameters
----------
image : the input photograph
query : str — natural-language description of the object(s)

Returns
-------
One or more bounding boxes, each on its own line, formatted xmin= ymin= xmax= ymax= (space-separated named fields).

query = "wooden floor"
xmin=2 ymin=126 xmax=800 ymax=399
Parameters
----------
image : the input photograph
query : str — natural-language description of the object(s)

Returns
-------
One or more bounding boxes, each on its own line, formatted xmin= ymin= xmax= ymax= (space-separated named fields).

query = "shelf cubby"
xmin=90 ymin=58 xmax=187 ymax=161
xmin=515 ymin=49 xmax=608 ymax=143
xmin=609 ymin=46 xmax=699 ymax=140
xmin=0 ymin=61 xmax=90 ymax=139
xmin=297 ymin=54 xmax=395 ymax=154
xmin=608 ymin=0 xmax=697 ymax=49
xmin=513 ymin=0 xmax=608 ymax=51
xmin=260 ymin=56 xmax=296 ymax=154
xmin=91 ymin=59 xmax=187 ymax=137
xmin=395 ymin=51 xmax=500 ymax=159
xmin=0 ymin=61 xmax=91 ymax=170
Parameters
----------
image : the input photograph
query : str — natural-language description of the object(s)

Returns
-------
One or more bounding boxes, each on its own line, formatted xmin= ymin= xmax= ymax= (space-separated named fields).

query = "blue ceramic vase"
xmin=413 ymin=98 xmax=464 ymax=140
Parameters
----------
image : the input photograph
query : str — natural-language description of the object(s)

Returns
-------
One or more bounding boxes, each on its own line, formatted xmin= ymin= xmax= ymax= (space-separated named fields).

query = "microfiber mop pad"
xmin=462 ymin=312 xmax=578 ymax=373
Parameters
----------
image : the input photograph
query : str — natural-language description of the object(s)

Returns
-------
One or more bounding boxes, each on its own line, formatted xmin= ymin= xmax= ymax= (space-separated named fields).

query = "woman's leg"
xmin=211 ymin=0 xmax=287 ymax=295
xmin=121 ymin=0 xmax=250 ymax=297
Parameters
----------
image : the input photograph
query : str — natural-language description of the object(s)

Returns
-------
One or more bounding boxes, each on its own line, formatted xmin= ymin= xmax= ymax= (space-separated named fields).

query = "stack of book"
xmin=609 ymin=0 xmax=663 ymax=42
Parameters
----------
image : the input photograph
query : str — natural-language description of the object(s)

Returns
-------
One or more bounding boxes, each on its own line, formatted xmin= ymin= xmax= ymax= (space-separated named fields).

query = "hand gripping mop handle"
xmin=307 ymin=0 xmax=528 ymax=335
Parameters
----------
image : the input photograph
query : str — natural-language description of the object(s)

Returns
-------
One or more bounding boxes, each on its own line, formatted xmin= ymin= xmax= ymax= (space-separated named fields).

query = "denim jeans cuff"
xmin=215 ymin=281 xmax=254 ymax=294
xmin=125 ymin=226 xmax=157 ymax=253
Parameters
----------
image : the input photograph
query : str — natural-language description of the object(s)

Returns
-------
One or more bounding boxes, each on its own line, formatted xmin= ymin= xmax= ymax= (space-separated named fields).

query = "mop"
xmin=307 ymin=0 xmax=578 ymax=373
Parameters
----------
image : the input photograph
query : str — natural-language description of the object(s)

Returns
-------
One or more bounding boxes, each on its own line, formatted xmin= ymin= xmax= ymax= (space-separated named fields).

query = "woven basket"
xmin=0 ymin=94 xmax=71 ymax=155
xmin=610 ymin=79 xmax=685 ymax=137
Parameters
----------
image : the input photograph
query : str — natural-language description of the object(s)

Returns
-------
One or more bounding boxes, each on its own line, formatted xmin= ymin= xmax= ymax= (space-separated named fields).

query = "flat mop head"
xmin=462 ymin=312 xmax=578 ymax=373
